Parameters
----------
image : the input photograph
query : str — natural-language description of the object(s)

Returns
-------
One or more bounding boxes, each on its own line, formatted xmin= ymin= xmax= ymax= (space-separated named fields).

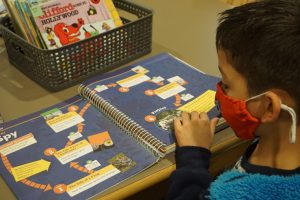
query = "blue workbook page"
xmin=0 ymin=96 xmax=158 ymax=200
xmin=79 ymin=53 xmax=221 ymax=154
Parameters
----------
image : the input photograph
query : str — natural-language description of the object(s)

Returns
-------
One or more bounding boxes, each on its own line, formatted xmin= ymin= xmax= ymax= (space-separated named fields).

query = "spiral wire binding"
xmin=78 ymin=85 xmax=167 ymax=158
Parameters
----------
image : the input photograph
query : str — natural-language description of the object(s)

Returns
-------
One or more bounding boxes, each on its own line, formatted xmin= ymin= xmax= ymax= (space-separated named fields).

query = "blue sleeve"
xmin=167 ymin=146 xmax=212 ymax=200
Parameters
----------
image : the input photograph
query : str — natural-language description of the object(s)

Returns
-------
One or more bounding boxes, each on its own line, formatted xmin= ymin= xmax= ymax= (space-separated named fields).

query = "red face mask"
xmin=215 ymin=82 xmax=261 ymax=140
xmin=215 ymin=82 xmax=297 ymax=142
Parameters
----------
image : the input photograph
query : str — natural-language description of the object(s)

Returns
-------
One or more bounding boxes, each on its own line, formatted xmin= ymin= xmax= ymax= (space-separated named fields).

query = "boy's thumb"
xmin=210 ymin=117 xmax=220 ymax=134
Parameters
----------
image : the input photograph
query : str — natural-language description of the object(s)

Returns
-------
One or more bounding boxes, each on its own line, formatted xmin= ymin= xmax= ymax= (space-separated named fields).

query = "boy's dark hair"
xmin=216 ymin=0 xmax=300 ymax=115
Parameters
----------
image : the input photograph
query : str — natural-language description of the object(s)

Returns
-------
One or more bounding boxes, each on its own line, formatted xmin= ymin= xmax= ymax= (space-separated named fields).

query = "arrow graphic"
xmin=70 ymin=162 xmax=94 ymax=174
xmin=2 ymin=154 xmax=52 ymax=191
xmin=65 ymin=102 xmax=90 ymax=147
xmin=65 ymin=140 xmax=73 ymax=147
xmin=174 ymin=94 xmax=182 ymax=107
xmin=1 ymin=154 xmax=13 ymax=173
xmin=20 ymin=179 xmax=52 ymax=192
xmin=78 ymin=103 xmax=91 ymax=116
xmin=106 ymin=83 xmax=117 ymax=88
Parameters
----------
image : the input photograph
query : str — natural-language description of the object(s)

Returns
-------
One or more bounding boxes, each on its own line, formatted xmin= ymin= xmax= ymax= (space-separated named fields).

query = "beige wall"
xmin=131 ymin=0 xmax=230 ymax=77
xmin=222 ymin=0 xmax=256 ymax=6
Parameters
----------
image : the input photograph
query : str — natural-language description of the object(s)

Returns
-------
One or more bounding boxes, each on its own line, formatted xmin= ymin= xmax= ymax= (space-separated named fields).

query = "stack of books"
xmin=2 ymin=0 xmax=122 ymax=49
xmin=0 ymin=0 xmax=6 ymax=14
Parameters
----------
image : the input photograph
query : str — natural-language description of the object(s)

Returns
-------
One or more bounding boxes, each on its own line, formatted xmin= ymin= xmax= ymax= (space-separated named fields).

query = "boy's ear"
xmin=260 ymin=92 xmax=281 ymax=123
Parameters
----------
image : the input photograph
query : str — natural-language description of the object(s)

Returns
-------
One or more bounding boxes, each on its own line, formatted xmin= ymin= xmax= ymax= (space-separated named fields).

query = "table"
xmin=0 ymin=1 xmax=250 ymax=199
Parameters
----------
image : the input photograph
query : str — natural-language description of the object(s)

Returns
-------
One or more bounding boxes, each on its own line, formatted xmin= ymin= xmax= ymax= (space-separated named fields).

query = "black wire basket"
xmin=0 ymin=0 xmax=152 ymax=91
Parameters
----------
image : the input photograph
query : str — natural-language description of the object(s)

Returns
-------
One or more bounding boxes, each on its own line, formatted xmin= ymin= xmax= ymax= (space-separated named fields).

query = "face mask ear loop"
xmin=246 ymin=92 xmax=267 ymax=102
xmin=281 ymin=104 xmax=297 ymax=144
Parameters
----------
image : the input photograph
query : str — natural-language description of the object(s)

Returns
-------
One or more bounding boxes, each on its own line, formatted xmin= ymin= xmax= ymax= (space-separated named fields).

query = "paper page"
xmin=80 ymin=53 xmax=221 ymax=151
xmin=0 ymin=97 xmax=157 ymax=200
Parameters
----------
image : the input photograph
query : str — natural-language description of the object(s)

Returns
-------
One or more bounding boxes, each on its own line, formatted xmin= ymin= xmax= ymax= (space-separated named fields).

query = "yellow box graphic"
xmin=117 ymin=73 xmax=146 ymax=85
xmin=179 ymin=90 xmax=216 ymax=113
xmin=54 ymin=140 xmax=89 ymax=158
xmin=154 ymin=82 xmax=180 ymax=95
xmin=46 ymin=112 xmax=77 ymax=126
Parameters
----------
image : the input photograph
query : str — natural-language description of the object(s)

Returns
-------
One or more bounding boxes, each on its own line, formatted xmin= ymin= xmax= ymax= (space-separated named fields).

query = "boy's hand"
xmin=174 ymin=111 xmax=219 ymax=149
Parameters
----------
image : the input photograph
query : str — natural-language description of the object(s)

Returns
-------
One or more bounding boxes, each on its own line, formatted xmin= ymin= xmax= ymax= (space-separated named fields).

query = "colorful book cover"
xmin=29 ymin=0 xmax=122 ymax=49
xmin=2 ymin=0 xmax=30 ymax=41
xmin=0 ymin=1 xmax=6 ymax=13
xmin=14 ymin=0 xmax=35 ymax=43
xmin=14 ymin=0 xmax=43 ymax=47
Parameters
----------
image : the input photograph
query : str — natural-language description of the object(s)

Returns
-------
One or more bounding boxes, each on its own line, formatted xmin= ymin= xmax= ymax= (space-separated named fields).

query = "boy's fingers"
xmin=199 ymin=112 xmax=209 ymax=121
xmin=191 ymin=111 xmax=199 ymax=120
xmin=174 ymin=118 xmax=183 ymax=130
xmin=181 ymin=111 xmax=190 ymax=123
xmin=210 ymin=117 xmax=219 ymax=133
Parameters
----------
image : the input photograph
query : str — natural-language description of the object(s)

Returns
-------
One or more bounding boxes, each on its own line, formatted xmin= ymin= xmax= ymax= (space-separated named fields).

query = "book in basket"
xmin=29 ymin=0 xmax=122 ymax=49
xmin=0 ymin=53 xmax=226 ymax=200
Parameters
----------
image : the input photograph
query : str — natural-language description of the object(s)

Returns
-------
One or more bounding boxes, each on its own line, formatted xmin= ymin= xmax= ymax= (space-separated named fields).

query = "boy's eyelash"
xmin=221 ymin=82 xmax=229 ymax=90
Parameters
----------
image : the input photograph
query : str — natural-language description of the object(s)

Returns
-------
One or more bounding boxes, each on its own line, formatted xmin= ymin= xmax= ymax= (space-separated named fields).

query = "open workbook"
xmin=0 ymin=53 xmax=226 ymax=200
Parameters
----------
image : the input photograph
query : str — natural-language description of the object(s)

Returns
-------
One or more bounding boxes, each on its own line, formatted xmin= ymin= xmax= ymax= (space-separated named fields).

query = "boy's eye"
xmin=221 ymin=82 xmax=229 ymax=91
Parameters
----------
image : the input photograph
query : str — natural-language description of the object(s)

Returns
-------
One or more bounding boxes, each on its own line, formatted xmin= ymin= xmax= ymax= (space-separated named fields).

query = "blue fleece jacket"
xmin=210 ymin=170 xmax=300 ymax=199
xmin=167 ymin=141 xmax=300 ymax=200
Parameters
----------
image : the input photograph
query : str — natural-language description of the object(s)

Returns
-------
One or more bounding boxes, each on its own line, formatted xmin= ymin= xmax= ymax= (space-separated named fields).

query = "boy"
xmin=167 ymin=0 xmax=300 ymax=199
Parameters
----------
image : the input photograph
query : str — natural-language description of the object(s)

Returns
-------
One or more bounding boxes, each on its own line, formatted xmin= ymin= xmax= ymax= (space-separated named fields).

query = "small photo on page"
xmin=88 ymin=131 xmax=114 ymax=151
xmin=94 ymin=85 xmax=108 ymax=93
xmin=131 ymin=65 xmax=149 ymax=74
xmin=108 ymin=153 xmax=136 ymax=172
xmin=151 ymin=76 xmax=164 ymax=83
xmin=85 ymin=160 xmax=101 ymax=171
xmin=155 ymin=110 xmax=182 ymax=131
xmin=41 ymin=108 xmax=85 ymax=133
xmin=41 ymin=108 xmax=63 ymax=121
xmin=181 ymin=93 xmax=194 ymax=101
